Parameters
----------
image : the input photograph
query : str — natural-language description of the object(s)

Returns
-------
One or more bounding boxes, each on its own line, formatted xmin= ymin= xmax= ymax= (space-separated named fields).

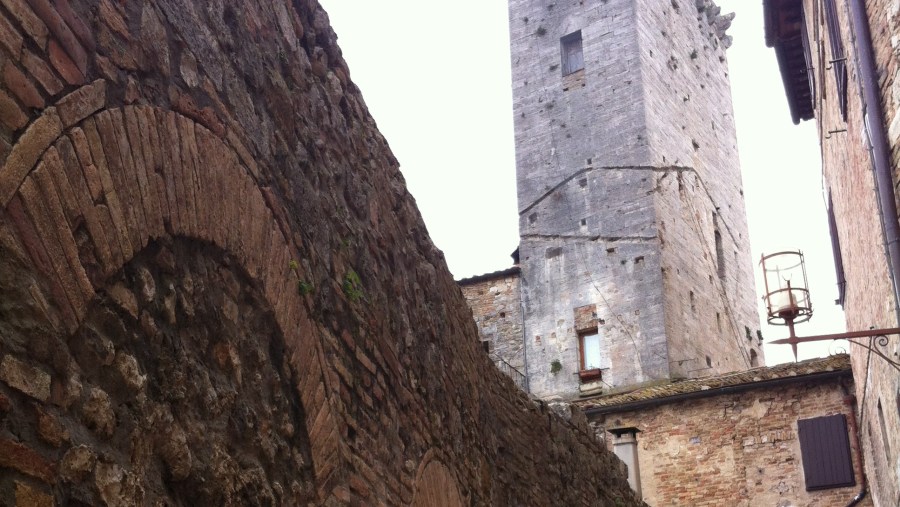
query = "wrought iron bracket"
xmin=769 ymin=327 xmax=900 ymax=372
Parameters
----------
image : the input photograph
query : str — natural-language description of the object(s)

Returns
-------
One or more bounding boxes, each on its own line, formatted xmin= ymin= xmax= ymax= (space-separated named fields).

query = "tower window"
xmin=878 ymin=400 xmax=892 ymax=461
xmin=827 ymin=193 xmax=846 ymax=305
xmin=561 ymin=31 xmax=584 ymax=76
xmin=714 ymin=214 xmax=725 ymax=279
xmin=578 ymin=329 xmax=601 ymax=371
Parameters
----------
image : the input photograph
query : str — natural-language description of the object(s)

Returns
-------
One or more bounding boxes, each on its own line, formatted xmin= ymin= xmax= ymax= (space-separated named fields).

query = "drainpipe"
xmin=842 ymin=391 xmax=868 ymax=507
xmin=848 ymin=0 xmax=900 ymax=326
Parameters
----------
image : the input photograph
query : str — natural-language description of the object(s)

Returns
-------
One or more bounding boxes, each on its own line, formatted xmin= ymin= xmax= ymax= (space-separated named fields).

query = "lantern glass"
xmin=760 ymin=250 xmax=812 ymax=325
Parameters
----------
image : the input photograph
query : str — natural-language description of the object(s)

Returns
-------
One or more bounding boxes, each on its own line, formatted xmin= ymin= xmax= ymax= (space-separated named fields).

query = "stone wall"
xmin=458 ymin=269 xmax=525 ymax=373
xmin=785 ymin=0 xmax=900 ymax=504
xmin=636 ymin=0 xmax=763 ymax=377
xmin=586 ymin=360 xmax=869 ymax=506
xmin=508 ymin=0 xmax=761 ymax=400
xmin=0 ymin=0 xmax=645 ymax=505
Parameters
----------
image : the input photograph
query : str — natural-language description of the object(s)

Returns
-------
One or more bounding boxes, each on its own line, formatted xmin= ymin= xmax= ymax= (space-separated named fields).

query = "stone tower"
xmin=508 ymin=0 xmax=762 ymax=399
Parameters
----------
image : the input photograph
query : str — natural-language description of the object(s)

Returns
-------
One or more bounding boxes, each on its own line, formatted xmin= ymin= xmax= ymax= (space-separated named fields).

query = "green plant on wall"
xmin=289 ymin=259 xmax=314 ymax=296
xmin=297 ymin=280 xmax=314 ymax=296
xmin=550 ymin=359 xmax=562 ymax=375
xmin=343 ymin=269 xmax=364 ymax=302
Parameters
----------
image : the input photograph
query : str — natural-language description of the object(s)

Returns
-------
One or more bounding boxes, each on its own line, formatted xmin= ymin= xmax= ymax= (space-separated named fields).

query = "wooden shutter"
xmin=823 ymin=0 xmax=848 ymax=120
xmin=797 ymin=414 xmax=856 ymax=490
xmin=799 ymin=4 xmax=816 ymax=106
xmin=826 ymin=194 xmax=846 ymax=305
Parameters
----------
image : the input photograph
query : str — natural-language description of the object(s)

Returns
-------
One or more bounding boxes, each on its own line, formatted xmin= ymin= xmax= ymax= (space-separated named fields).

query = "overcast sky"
xmin=317 ymin=0 xmax=848 ymax=365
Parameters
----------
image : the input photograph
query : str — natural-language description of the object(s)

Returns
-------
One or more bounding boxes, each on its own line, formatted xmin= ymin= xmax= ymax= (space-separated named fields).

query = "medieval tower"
xmin=502 ymin=0 xmax=763 ymax=399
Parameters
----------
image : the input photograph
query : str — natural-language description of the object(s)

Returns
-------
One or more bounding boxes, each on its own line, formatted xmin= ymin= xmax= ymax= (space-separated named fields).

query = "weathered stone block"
xmin=0 ymin=355 xmax=51 ymax=401
xmin=14 ymin=481 xmax=53 ymax=507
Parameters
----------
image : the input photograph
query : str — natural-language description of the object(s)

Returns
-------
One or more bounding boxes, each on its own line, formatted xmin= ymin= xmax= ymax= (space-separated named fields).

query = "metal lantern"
xmin=761 ymin=251 xmax=900 ymax=367
xmin=760 ymin=251 xmax=812 ymax=360
xmin=760 ymin=250 xmax=812 ymax=326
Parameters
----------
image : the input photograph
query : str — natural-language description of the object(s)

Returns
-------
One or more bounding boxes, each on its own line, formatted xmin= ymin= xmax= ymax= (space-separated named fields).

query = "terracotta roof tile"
xmin=575 ymin=354 xmax=851 ymax=410
xmin=456 ymin=266 xmax=520 ymax=285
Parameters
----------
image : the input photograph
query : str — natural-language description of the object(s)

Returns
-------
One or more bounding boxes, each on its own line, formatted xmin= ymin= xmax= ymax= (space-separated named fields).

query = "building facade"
xmin=467 ymin=0 xmax=763 ymax=401
xmin=579 ymin=355 xmax=870 ymax=507
xmin=764 ymin=0 xmax=900 ymax=504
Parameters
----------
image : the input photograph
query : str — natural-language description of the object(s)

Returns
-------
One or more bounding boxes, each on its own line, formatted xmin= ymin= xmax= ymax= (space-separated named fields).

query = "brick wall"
xmin=590 ymin=367 xmax=869 ymax=506
xmin=0 ymin=0 xmax=646 ymax=504
xmin=782 ymin=0 xmax=900 ymax=504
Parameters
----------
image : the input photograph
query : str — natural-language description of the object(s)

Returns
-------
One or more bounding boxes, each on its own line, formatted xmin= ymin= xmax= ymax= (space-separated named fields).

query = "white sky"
xmin=317 ymin=0 xmax=848 ymax=365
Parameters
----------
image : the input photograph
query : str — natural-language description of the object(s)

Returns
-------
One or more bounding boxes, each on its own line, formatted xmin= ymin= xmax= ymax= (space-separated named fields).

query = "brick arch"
xmin=411 ymin=451 xmax=465 ymax=507
xmin=0 ymin=103 xmax=340 ymax=498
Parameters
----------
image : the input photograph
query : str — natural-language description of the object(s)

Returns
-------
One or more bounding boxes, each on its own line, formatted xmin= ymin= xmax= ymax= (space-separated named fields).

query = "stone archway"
xmin=0 ymin=99 xmax=340 ymax=503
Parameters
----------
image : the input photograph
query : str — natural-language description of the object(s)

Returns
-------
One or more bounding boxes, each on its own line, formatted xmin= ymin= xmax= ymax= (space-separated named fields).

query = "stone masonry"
xmin=458 ymin=268 xmax=525 ymax=374
xmin=508 ymin=0 xmax=762 ymax=400
xmin=0 ymin=0 xmax=645 ymax=505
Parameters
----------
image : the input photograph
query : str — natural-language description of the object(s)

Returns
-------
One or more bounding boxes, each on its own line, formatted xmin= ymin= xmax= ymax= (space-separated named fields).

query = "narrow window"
xmin=827 ymin=193 xmax=847 ymax=305
xmin=878 ymin=400 xmax=892 ymax=461
xmin=714 ymin=214 xmax=725 ymax=279
xmin=561 ymin=31 xmax=584 ymax=76
xmin=823 ymin=0 xmax=848 ymax=120
xmin=749 ymin=349 xmax=759 ymax=367
xmin=797 ymin=414 xmax=856 ymax=490
xmin=580 ymin=331 xmax=602 ymax=370
xmin=578 ymin=330 xmax=603 ymax=383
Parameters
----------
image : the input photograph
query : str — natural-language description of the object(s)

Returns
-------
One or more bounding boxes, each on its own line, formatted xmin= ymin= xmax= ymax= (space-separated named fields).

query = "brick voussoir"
xmin=92 ymin=111 xmax=141 ymax=255
xmin=123 ymin=106 xmax=162 ymax=239
xmin=0 ymin=106 xmax=62 ymax=207
xmin=108 ymin=108 xmax=149 ymax=248
xmin=18 ymin=176 xmax=85 ymax=321
xmin=137 ymin=106 xmax=170 ymax=229
xmin=56 ymin=79 xmax=106 ymax=128
xmin=81 ymin=117 xmax=132 ymax=262
xmin=175 ymin=114 xmax=200 ymax=237
xmin=30 ymin=162 xmax=94 ymax=305
xmin=157 ymin=110 xmax=181 ymax=234
xmin=57 ymin=135 xmax=114 ymax=272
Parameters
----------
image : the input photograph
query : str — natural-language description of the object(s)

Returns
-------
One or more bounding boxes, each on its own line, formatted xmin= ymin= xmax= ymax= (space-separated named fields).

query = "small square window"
xmin=561 ymin=31 xmax=584 ymax=76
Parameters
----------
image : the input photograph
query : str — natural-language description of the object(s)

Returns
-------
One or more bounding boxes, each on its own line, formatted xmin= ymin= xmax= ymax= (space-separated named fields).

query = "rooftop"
xmin=456 ymin=266 xmax=520 ymax=286
xmin=575 ymin=354 xmax=851 ymax=413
